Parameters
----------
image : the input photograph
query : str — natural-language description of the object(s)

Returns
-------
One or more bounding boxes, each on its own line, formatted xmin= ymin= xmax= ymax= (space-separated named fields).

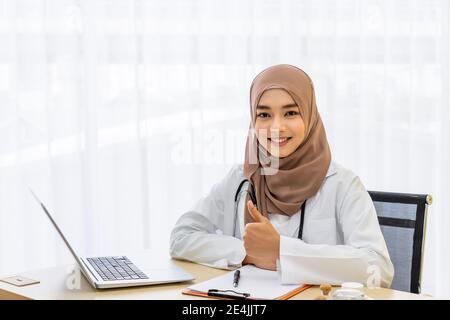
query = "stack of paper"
xmin=183 ymin=265 xmax=310 ymax=300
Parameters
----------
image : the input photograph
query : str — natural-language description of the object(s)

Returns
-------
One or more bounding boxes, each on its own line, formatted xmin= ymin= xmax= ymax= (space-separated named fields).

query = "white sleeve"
xmin=278 ymin=176 xmax=394 ymax=288
xmin=169 ymin=166 xmax=246 ymax=270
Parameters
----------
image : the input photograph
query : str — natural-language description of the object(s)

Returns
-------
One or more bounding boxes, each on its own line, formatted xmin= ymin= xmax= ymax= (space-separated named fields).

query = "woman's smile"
xmin=268 ymin=137 xmax=292 ymax=147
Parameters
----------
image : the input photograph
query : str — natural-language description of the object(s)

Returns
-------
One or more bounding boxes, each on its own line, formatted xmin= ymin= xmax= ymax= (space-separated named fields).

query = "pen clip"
xmin=207 ymin=289 xmax=250 ymax=300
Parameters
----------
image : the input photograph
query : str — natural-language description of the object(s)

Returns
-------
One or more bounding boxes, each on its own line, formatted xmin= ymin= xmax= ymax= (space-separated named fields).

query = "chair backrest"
xmin=368 ymin=191 xmax=431 ymax=293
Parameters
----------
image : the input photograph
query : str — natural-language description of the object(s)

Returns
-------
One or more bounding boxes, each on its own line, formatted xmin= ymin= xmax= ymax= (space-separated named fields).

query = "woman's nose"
xmin=271 ymin=117 xmax=286 ymax=132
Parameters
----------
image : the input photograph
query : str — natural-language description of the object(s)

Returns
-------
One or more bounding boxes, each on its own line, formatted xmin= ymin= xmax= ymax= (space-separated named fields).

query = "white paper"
xmin=187 ymin=265 xmax=303 ymax=300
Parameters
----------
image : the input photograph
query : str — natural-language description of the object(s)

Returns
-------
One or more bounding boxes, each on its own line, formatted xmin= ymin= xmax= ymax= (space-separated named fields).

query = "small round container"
xmin=331 ymin=288 xmax=366 ymax=300
xmin=341 ymin=282 xmax=364 ymax=291
xmin=331 ymin=283 xmax=365 ymax=300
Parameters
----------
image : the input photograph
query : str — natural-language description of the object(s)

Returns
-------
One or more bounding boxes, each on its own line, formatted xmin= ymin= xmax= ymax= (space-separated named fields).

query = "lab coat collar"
xmin=325 ymin=160 xmax=338 ymax=178
xmin=306 ymin=161 xmax=338 ymax=210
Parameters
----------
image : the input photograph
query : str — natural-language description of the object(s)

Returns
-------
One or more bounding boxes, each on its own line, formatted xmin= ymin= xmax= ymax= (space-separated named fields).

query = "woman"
xmin=170 ymin=64 xmax=394 ymax=287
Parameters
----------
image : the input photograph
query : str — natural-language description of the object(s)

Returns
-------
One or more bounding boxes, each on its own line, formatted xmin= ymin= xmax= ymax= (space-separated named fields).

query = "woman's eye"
xmin=285 ymin=111 xmax=299 ymax=117
xmin=257 ymin=113 xmax=270 ymax=118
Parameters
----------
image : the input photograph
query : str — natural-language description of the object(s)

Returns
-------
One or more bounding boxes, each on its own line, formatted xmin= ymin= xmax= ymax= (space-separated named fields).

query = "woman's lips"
xmin=268 ymin=137 xmax=291 ymax=147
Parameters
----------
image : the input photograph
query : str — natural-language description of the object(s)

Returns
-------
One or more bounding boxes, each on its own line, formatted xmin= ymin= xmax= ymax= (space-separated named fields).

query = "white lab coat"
xmin=170 ymin=160 xmax=394 ymax=287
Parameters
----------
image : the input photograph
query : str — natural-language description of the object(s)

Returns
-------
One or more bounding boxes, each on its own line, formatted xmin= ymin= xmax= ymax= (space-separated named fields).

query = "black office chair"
xmin=368 ymin=191 xmax=432 ymax=294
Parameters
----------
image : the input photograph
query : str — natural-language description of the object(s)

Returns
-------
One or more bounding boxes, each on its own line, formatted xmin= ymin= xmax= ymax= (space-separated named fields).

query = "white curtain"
xmin=0 ymin=0 xmax=448 ymax=298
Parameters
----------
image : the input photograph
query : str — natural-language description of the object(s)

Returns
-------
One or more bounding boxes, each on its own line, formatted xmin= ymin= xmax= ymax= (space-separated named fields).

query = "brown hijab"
xmin=243 ymin=64 xmax=331 ymax=222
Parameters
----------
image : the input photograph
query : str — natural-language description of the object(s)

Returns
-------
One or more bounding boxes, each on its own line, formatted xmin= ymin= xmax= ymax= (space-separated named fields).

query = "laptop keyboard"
xmin=87 ymin=256 xmax=149 ymax=281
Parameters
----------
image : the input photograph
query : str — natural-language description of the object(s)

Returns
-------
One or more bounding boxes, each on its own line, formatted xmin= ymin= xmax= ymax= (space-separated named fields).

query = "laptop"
xmin=29 ymin=189 xmax=194 ymax=289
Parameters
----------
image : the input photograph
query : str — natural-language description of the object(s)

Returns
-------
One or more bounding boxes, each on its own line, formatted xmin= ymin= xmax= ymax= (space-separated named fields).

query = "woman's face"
xmin=254 ymin=88 xmax=305 ymax=158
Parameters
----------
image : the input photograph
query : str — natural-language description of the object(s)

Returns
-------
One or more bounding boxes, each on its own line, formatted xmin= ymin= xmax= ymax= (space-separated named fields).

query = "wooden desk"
xmin=0 ymin=257 xmax=433 ymax=300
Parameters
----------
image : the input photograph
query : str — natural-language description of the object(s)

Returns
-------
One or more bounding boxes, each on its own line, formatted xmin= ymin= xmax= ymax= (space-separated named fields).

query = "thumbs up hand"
xmin=242 ymin=201 xmax=280 ymax=270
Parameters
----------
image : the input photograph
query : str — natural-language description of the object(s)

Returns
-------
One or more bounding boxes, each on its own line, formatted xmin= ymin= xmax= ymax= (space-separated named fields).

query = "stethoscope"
xmin=233 ymin=179 xmax=307 ymax=240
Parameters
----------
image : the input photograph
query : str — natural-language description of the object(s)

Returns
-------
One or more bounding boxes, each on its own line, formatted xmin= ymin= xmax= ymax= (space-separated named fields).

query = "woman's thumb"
xmin=247 ymin=200 xmax=264 ymax=223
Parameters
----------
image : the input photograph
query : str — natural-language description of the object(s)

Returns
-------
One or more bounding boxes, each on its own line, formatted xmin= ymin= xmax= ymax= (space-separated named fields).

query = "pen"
xmin=233 ymin=270 xmax=240 ymax=288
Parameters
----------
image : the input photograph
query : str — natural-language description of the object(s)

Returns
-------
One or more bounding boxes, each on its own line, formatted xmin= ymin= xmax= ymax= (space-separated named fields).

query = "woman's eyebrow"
xmin=257 ymin=103 xmax=297 ymax=109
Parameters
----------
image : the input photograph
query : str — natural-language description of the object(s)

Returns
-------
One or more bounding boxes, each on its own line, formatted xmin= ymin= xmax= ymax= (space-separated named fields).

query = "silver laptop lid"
xmin=29 ymin=188 xmax=84 ymax=267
